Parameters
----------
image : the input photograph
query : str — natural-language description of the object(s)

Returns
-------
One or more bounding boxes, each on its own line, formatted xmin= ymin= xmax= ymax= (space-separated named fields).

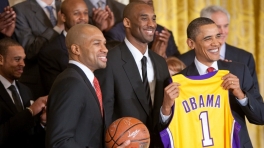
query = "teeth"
xmin=209 ymin=49 xmax=218 ymax=53
xmin=146 ymin=30 xmax=153 ymax=34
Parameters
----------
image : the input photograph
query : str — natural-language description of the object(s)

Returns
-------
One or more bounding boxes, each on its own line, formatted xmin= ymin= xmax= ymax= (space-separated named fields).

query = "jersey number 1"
xmin=199 ymin=111 xmax=214 ymax=146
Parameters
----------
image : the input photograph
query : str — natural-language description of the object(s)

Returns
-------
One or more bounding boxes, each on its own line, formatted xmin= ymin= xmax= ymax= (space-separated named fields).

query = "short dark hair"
xmin=0 ymin=37 xmax=22 ymax=56
xmin=123 ymin=1 xmax=146 ymax=19
xmin=187 ymin=17 xmax=215 ymax=40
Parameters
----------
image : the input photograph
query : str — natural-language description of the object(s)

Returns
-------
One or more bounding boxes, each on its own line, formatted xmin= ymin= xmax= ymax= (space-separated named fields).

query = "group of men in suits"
xmin=0 ymin=0 xmax=263 ymax=148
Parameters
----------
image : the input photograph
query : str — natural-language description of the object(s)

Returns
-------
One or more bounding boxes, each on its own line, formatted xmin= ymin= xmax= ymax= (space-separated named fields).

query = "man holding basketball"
xmin=95 ymin=2 xmax=179 ymax=147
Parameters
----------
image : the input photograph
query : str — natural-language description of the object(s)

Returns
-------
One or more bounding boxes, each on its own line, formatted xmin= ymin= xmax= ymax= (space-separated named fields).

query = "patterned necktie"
xmin=46 ymin=6 xmax=57 ymax=27
xmin=141 ymin=56 xmax=152 ymax=113
xmin=93 ymin=77 xmax=103 ymax=116
xmin=8 ymin=85 xmax=24 ymax=112
xmin=207 ymin=67 xmax=215 ymax=73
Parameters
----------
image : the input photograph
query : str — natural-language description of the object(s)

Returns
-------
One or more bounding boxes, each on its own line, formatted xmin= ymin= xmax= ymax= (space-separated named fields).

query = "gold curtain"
xmin=153 ymin=0 xmax=264 ymax=147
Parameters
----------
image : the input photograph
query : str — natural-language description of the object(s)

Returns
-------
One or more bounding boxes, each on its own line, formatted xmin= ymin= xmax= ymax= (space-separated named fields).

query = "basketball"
xmin=105 ymin=117 xmax=150 ymax=148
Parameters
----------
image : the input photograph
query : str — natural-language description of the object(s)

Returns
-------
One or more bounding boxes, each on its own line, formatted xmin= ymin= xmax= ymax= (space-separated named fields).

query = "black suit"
xmin=95 ymin=42 xmax=170 ymax=147
xmin=0 ymin=0 xmax=8 ymax=13
xmin=46 ymin=64 xmax=104 ymax=148
xmin=0 ymin=81 xmax=45 ymax=148
xmin=104 ymin=22 xmax=180 ymax=57
xmin=177 ymin=43 xmax=259 ymax=91
xmin=84 ymin=0 xmax=125 ymax=25
xmin=38 ymin=33 xmax=68 ymax=95
xmin=13 ymin=0 xmax=61 ymax=99
xmin=179 ymin=60 xmax=264 ymax=148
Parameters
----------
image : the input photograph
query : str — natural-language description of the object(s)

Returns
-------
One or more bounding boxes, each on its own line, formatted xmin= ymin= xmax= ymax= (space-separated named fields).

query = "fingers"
xmin=221 ymin=73 xmax=240 ymax=90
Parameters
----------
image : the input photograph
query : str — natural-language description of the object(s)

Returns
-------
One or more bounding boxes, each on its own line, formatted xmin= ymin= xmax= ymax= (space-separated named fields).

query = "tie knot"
xmin=8 ymin=85 xmax=16 ymax=91
xmin=207 ymin=67 xmax=215 ymax=73
xmin=141 ymin=56 xmax=147 ymax=65
xmin=46 ymin=6 xmax=53 ymax=12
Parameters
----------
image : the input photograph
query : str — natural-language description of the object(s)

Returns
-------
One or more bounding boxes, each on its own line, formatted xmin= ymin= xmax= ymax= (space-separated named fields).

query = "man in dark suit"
xmin=12 ymin=0 xmax=63 ymax=99
xmin=104 ymin=0 xmax=180 ymax=58
xmin=38 ymin=0 xmax=89 ymax=95
xmin=177 ymin=5 xmax=259 ymax=91
xmin=0 ymin=0 xmax=9 ymax=13
xmin=95 ymin=2 xmax=178 ymax=147
xmin=46 ymin=24 xmax=108 ymax=147
xmin=0 ymin=38 xmax=47 ymax=148
xmin=168 ymin=17 xmax=264 ymax=148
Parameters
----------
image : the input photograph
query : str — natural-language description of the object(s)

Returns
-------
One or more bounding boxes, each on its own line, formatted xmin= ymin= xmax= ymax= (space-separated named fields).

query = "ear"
xmin=186 ymin=38 xmax=195 ymax=50
xmin=123 ymin=17 xmax=131 ymax=28
xmin=70 ymin=44 xmax=81 ymax=56
xmin=61 ymin=12 xmax=66 ymax=23
xmin=0 ymin=55 xmax=3 ymax=66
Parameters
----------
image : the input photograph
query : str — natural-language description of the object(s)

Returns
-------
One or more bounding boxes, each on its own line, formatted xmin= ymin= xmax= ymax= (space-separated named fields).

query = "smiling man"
xmin=46 ymin=24 xmax=108 ymax=147
xmin=167 ymin=17 xmax=264 ymax=148
xmin=95 ymin=2 xmax=178 ymax=147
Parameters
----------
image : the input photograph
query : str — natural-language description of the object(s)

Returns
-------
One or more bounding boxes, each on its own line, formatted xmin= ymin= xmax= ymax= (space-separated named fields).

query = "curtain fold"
xmin=154 ymin=0 xmax=264 ymax=147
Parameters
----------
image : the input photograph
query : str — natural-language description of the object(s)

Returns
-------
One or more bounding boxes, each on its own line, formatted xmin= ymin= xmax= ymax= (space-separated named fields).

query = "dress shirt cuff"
xmin=53 ymin=26 xmax=63 ymax=34
xmin=160 ymin=107 xmax=171 ymax=123
xmin=237 ymin=95 xmax=248 ymax=106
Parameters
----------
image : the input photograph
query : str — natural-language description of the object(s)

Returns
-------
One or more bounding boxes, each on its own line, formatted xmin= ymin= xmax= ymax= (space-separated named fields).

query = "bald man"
xmin=46 ymin=24 xmax=108 ymax=147
xmin=95 ymin=2 xmax=177 ymax=147
xmin=38 ymin=0 xmax=89 ymax=95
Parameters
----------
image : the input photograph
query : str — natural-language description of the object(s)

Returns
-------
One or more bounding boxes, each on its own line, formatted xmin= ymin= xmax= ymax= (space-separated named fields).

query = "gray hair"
xmin=200 ymin=5 xmax=230 ymax=22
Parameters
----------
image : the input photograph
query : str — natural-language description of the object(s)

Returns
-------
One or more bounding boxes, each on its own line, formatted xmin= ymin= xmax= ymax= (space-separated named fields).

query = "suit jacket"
xmin=84 ymin=0 xmax=125 ymax=25
xmin=46 ymin=64 xmax=105 ymax=148
xmin=177 ymin=43 xmax=259 ymax=91
xmin=0 ymin=0 xmax=8 ymax=13
xmin=179 ymin=60 xmax=264 ymax=148
xmin=0 ymin=81 xmax=45 ymax=148
xmin=104 ymin=22 xmax=180 ymax=57
xmin=95 ymin=42 xmax=171 ymax=147
xmin=38 ymin=33 xmax=68 ymax=95
xmin=13 ymin=0 xmax=61 ymax=99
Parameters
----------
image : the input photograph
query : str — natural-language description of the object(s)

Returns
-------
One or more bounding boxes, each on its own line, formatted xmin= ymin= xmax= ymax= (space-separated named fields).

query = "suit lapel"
xmin=186 ymin=62 xmax=200 ymax=76
xmin=68 ymin=64 xmax=104 ymax=117
xmin=30 ymin=0 xmax=54 ymax=28
xmin=120 ymin=43 xmax=150 ymax=115
xmin=0 ymin=82 xmax=18 ymax=114
xmin=225 ymin=43 xmax=237 ymax=61
xmin=59 ymin=33 xmax=67 ymax=52
xmin=217 ymin=60 xmax=231 ymax=70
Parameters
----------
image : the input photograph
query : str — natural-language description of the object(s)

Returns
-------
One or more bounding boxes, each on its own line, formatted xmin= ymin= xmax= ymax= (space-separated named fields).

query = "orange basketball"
xmin=105 ymin=117 xmax=150 ymax=148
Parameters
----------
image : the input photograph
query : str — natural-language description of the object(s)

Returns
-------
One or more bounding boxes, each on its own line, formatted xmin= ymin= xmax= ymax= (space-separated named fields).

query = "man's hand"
xmin=151 ymin=28 xmax=171 ymax=58
xmin=92 ymin=5 xmax=114 ymax=32
xmin=162 ymin=82 xmax=180 ymax=115
xmin=222 ymin=73 xmax=245 ymax=99
xmin=28 ymin=95 xmax=48 ymax=116
xmin=0 ymin=6 xmax=16 ymax=37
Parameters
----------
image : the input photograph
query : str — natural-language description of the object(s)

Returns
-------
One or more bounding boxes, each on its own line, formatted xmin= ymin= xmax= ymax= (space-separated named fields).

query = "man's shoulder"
xmin=226 ymin=43 xmax=253 ymax=56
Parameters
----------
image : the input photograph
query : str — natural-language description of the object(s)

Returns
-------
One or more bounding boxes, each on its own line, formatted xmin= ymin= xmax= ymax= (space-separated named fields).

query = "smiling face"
xmin=187 ymin=24 xmax=222 ymax=66
xmin=124 ymin=3 xmax=157 ymax=46
xmin=0 ymin=46 xmax=25 ymax=83
xmin=61 ymin=0 xmax=89 ymax=31
xmin=78 ymin=28 xmax=108 ymax=72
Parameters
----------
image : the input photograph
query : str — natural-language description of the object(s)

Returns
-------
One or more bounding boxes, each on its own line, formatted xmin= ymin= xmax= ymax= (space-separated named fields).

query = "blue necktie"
xmin=46 ymin=6 xmax=57 ymax=27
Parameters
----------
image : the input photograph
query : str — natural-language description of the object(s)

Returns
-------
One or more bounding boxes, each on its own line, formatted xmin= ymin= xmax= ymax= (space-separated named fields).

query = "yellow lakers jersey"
xmin=160 ymin=70 xmax=240 ymax=148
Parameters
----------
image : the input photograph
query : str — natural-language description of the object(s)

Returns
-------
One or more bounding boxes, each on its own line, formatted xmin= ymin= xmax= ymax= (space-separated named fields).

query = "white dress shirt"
xmin=90 ymin=0 xmax=106 ymax=9
xmin=124 ymin=38 xmax=156 ymax=106
xmin=219 ymin=43 xmax=226 ymax=60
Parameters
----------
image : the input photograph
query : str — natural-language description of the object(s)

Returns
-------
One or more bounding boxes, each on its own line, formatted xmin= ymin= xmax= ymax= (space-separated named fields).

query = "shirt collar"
xmin=194 ymin=57 xmax=218 ymax=75
xmin=124 ymin=37 xmax=149 ymax=62
xmin=36 ymin=0 xmax=56 ymax=9
xmin=68 ymin=60 xmax=95 ymax=86
xmin=0 ymin=75 xmax=16 ymax=89
xmin=63 ymin=30 xmax=67 ymax=37
xmin=220 ymin=42 xmax=226 ymax=60
xmin=90 ymin=0 xmax=106 ymax=8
